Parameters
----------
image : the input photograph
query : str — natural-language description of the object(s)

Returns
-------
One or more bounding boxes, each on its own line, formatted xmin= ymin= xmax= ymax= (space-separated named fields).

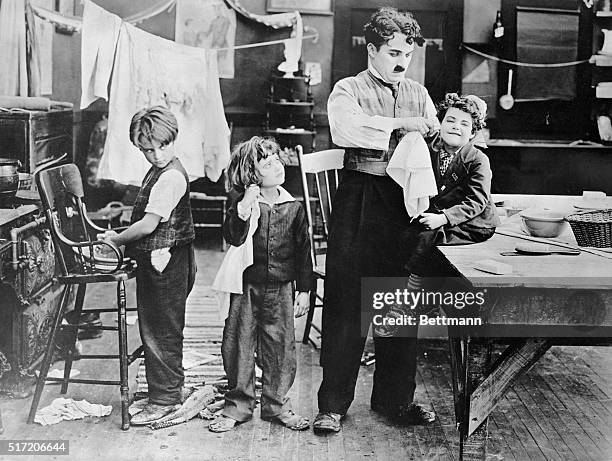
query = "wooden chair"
xmin=297 ymin=146 xmax=345 ymax=345
xmin=27 ymin=163 xmax=143 ymax=430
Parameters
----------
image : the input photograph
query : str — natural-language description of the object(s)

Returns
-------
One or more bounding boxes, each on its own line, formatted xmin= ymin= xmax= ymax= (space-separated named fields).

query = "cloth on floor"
xmin=98 ymin=22 xmax=230 ymax=185
xmin=34 ymin=398 xmax=112 ymax=426
xmin=80 ymin=0 xmax=122 ymax=109
xmin=385 ymin=132 xmax=437 ymax=217
xmin=148 ymin=385 xmax=217 ymax=429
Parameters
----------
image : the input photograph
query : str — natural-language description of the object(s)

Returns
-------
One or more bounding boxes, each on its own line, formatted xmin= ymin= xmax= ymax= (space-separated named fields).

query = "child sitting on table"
xmin=209 ymin=136 xmax=312 ymax=432
xmin=374 ymin=93 xmax=500 ymax=337
xmin=103 ymin=106 xmax=196 ymax=424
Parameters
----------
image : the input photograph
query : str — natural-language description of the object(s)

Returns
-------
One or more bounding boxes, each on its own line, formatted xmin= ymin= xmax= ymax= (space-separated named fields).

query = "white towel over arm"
xmin=211 ymin=203 xmax=260 ymax=320
xmin=386 ymin=132 xmax=438 ymax=218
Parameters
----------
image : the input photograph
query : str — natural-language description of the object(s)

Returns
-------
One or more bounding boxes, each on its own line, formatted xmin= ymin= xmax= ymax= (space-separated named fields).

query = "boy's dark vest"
xmin=127 ymin=157 xmax=194 ymax=255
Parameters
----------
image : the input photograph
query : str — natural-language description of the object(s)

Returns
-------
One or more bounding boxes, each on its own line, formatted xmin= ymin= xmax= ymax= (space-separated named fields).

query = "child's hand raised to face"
xmin=293 ymin=292 xmax=310 ymax=318
xmin=242 ymin=185 xmax=261 ymax=207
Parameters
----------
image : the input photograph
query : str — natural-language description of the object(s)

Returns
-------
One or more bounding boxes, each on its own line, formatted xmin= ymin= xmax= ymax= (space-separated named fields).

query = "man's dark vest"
xmin=127 ymin=157 xmax=194 ymax=254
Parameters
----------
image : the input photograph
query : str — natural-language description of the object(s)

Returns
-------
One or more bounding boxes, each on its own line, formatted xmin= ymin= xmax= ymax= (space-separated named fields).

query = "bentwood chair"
xmin=27 ymin=163 xmax=142 ymax=430
xmin=297 ymin=146 xmax=344 ymax=346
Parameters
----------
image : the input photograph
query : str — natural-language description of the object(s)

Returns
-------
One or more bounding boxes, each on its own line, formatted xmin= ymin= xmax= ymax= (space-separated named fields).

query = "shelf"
xmin=265 ymin=129 xmax=316 ymax=135
xmin=596 ymin=10 xmax=612 ymax=17
xmin=266 ymin=100 xmax=314 ymax=107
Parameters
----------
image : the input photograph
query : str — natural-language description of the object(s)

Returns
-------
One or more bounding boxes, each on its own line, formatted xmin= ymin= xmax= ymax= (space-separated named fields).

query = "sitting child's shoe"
xmin=130 ymin=402 xmax=179 ymax=426
xmin=373 ymin=304 xmax=409 ymax=338
xmin=262 ymin=410 xmax=309 ymax=431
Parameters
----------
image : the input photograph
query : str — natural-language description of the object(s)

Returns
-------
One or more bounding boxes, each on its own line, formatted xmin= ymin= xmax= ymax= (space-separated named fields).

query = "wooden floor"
xmin=1 ymin=238 xmax=611 ymax=461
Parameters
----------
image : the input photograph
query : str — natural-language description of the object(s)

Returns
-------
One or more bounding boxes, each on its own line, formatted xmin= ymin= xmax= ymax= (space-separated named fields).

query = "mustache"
xmin=394 ymin=66 xmax=406 ymax=72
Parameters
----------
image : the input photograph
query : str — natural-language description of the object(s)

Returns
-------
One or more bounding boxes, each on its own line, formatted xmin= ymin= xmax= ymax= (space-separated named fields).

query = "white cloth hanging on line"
xmin=96 ymin=22 xmax=230 ymax=185
xmin=0 ymin=0 xmax=28 ymax=96
xmin=80 ymin=0 xmax=122 ymax=109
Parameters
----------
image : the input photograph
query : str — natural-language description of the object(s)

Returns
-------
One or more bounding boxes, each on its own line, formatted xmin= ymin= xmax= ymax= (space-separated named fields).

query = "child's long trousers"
xmin=222 ymin=281 xmax=296 ymax=422
xmin=135 ymin=244 xmax=196 ymax=405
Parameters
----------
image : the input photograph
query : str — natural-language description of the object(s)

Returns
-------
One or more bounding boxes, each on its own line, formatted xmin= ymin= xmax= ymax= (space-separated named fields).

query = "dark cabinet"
xmin=0 ymin=109 xmax=73 ymax=173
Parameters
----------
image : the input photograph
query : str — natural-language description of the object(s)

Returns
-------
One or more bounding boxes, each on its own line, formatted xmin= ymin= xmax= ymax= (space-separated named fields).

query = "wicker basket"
xmin=565 ymin=209 xmax=612 ymax=248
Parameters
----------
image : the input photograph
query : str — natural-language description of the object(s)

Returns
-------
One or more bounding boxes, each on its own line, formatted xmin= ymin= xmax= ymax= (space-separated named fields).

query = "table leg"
xmin=449 ymin=337 xmax=552 ymax=460
xmin=462 ymin=338 xmax=491 ymax=461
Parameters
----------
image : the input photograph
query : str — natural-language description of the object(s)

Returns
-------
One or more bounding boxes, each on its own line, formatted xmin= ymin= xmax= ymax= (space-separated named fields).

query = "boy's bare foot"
xmin=208 ymin=415 xmax=239 ymax=432
xmin=262 ymin=410 xmax=309 ymax=430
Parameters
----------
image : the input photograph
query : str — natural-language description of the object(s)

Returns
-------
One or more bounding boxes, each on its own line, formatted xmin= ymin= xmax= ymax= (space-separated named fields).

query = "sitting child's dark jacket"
xmin=401 ymin=137 xmax=500 ymax=276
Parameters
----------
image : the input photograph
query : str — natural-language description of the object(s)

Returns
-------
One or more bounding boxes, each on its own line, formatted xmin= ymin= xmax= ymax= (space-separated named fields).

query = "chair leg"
xmin=61 ymin=284 xmax=87 ymax=394
xmin=117 ymin=280 xmax=130 ymax=430
xmin=28 ymin=285 xmax=72 ymax=424
xmin=302 ymin=280 xmax=318 ymax=344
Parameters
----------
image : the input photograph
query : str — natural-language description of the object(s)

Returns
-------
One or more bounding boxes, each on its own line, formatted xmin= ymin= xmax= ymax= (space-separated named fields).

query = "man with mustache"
xmin=313 ymin=7 xmax=439 ymax=434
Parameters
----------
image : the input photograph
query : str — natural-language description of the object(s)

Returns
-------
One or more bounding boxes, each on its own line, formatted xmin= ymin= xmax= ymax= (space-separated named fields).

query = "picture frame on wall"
xmin=266 ymin=0 xmax=333 ymax=15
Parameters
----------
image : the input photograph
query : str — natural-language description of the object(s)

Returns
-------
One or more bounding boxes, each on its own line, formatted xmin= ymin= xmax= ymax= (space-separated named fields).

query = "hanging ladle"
xmin=499 ymin=68 xmax=514 ymax=110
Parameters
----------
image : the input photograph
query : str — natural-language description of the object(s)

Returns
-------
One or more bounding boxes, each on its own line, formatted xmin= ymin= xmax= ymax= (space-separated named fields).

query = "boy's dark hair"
xmin=226 ymin=136 xmax=281 ymax=192
xmin=436 ymin=93 xmax=486 ymax=133
xmin=129 ymin=106 xmax=179 ymax=150
xmin=364 ymin=7 xmax=425 ymax=49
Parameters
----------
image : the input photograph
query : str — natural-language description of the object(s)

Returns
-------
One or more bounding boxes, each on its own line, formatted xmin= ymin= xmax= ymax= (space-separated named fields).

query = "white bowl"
xmin=519 ymin=209 xmax=567 ymax=238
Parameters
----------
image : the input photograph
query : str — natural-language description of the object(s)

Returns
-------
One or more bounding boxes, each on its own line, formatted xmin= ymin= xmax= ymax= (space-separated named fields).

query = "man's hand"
xmin=401 ymin=117 xmax=438 ymax=137
xmin=293 ymin=291 xmax=310 ymax=318
xmin=418 ymin=212 xmax=448 ymax=230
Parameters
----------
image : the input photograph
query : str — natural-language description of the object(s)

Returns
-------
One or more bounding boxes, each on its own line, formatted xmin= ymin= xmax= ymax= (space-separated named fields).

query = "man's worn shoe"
xmin=130 ymin=402 xmax=179 ymax=426
xmin=372 ymin=402 xmax=435 ymax=425
xmin=313 ymin=412 xmax=342 ymax=434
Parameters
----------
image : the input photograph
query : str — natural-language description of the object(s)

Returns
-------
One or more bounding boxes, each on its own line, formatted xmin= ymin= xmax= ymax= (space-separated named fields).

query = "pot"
xmin=0 ymin=158 xmax=22 ymax=198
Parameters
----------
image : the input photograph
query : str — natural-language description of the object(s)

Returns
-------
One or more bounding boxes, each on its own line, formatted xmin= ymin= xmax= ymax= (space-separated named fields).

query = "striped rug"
xmin=136 ymin=285 xmax=226 ymax=394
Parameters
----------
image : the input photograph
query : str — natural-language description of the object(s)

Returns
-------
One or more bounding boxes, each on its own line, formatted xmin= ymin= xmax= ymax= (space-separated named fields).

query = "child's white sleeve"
xmin=145 ymin=170 xmax=187 ymax=222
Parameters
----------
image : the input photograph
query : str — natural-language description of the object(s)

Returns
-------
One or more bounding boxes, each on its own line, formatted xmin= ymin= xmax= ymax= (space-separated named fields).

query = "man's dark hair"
xmin=364 ymin=7 xmax=425 ymax=49
xmin=436 ymin=93 xmax=486 ymax=133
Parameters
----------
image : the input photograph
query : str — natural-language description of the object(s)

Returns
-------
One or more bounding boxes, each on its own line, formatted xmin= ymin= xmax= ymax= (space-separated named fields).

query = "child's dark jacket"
xmin=223 ymin=189 xmax=313 ymax=292
xmin=428 ymin=137 xmax=501 ymax=230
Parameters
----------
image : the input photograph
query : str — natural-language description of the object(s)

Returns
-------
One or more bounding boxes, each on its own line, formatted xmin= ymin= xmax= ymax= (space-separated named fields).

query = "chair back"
xmin=297 ymin=146 xmax=344 ymax=267
xmin=35 ymin=163 xmax=106 ymax=276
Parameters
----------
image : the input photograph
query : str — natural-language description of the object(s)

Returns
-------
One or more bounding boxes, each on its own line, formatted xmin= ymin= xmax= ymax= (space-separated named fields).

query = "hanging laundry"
xmin=80 ymin=0 xmax=122 ymax=109
xmin=0 ymin=0 xmax=28 ymax=96
xmin=98 ymin=22 xmax=230 ymax=185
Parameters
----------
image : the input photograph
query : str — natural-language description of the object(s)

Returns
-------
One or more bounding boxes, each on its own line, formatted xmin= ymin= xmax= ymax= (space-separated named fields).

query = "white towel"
xmin=212 ymin=202 xmax=260 ymax=320
xmin=211 ymin=187 xmax=295 ymax=319
xmin=80 ymin=0 xmax=121 ymax=109
xmin=34 ymin=398 xmax=112 ymax=426
xmin=386 ymin=132 xmax=438 ymax=217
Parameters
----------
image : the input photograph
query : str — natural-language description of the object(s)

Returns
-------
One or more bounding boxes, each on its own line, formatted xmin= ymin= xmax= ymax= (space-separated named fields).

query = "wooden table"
xmin=436 ymin=194 xmax=612 ymax=460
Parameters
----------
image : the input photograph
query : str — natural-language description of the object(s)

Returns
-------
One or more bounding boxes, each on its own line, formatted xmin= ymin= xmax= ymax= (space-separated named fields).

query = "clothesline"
xmin=462 ymin=44 xmax=590 ymax=68
xmin=32 ymin=3 xmax=318 ymax=51
xmin=217 ymin=33 xmax=318 ymax=51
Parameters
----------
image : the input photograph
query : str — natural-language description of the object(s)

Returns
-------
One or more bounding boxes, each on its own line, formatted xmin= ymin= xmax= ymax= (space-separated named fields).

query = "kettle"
xmin=0 ymin=158 xmax=22 ymax=199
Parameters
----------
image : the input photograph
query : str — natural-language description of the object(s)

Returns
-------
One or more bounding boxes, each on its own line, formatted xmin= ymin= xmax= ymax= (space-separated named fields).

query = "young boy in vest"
xmin=103 ymin=106 xmax=196 ymax=425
